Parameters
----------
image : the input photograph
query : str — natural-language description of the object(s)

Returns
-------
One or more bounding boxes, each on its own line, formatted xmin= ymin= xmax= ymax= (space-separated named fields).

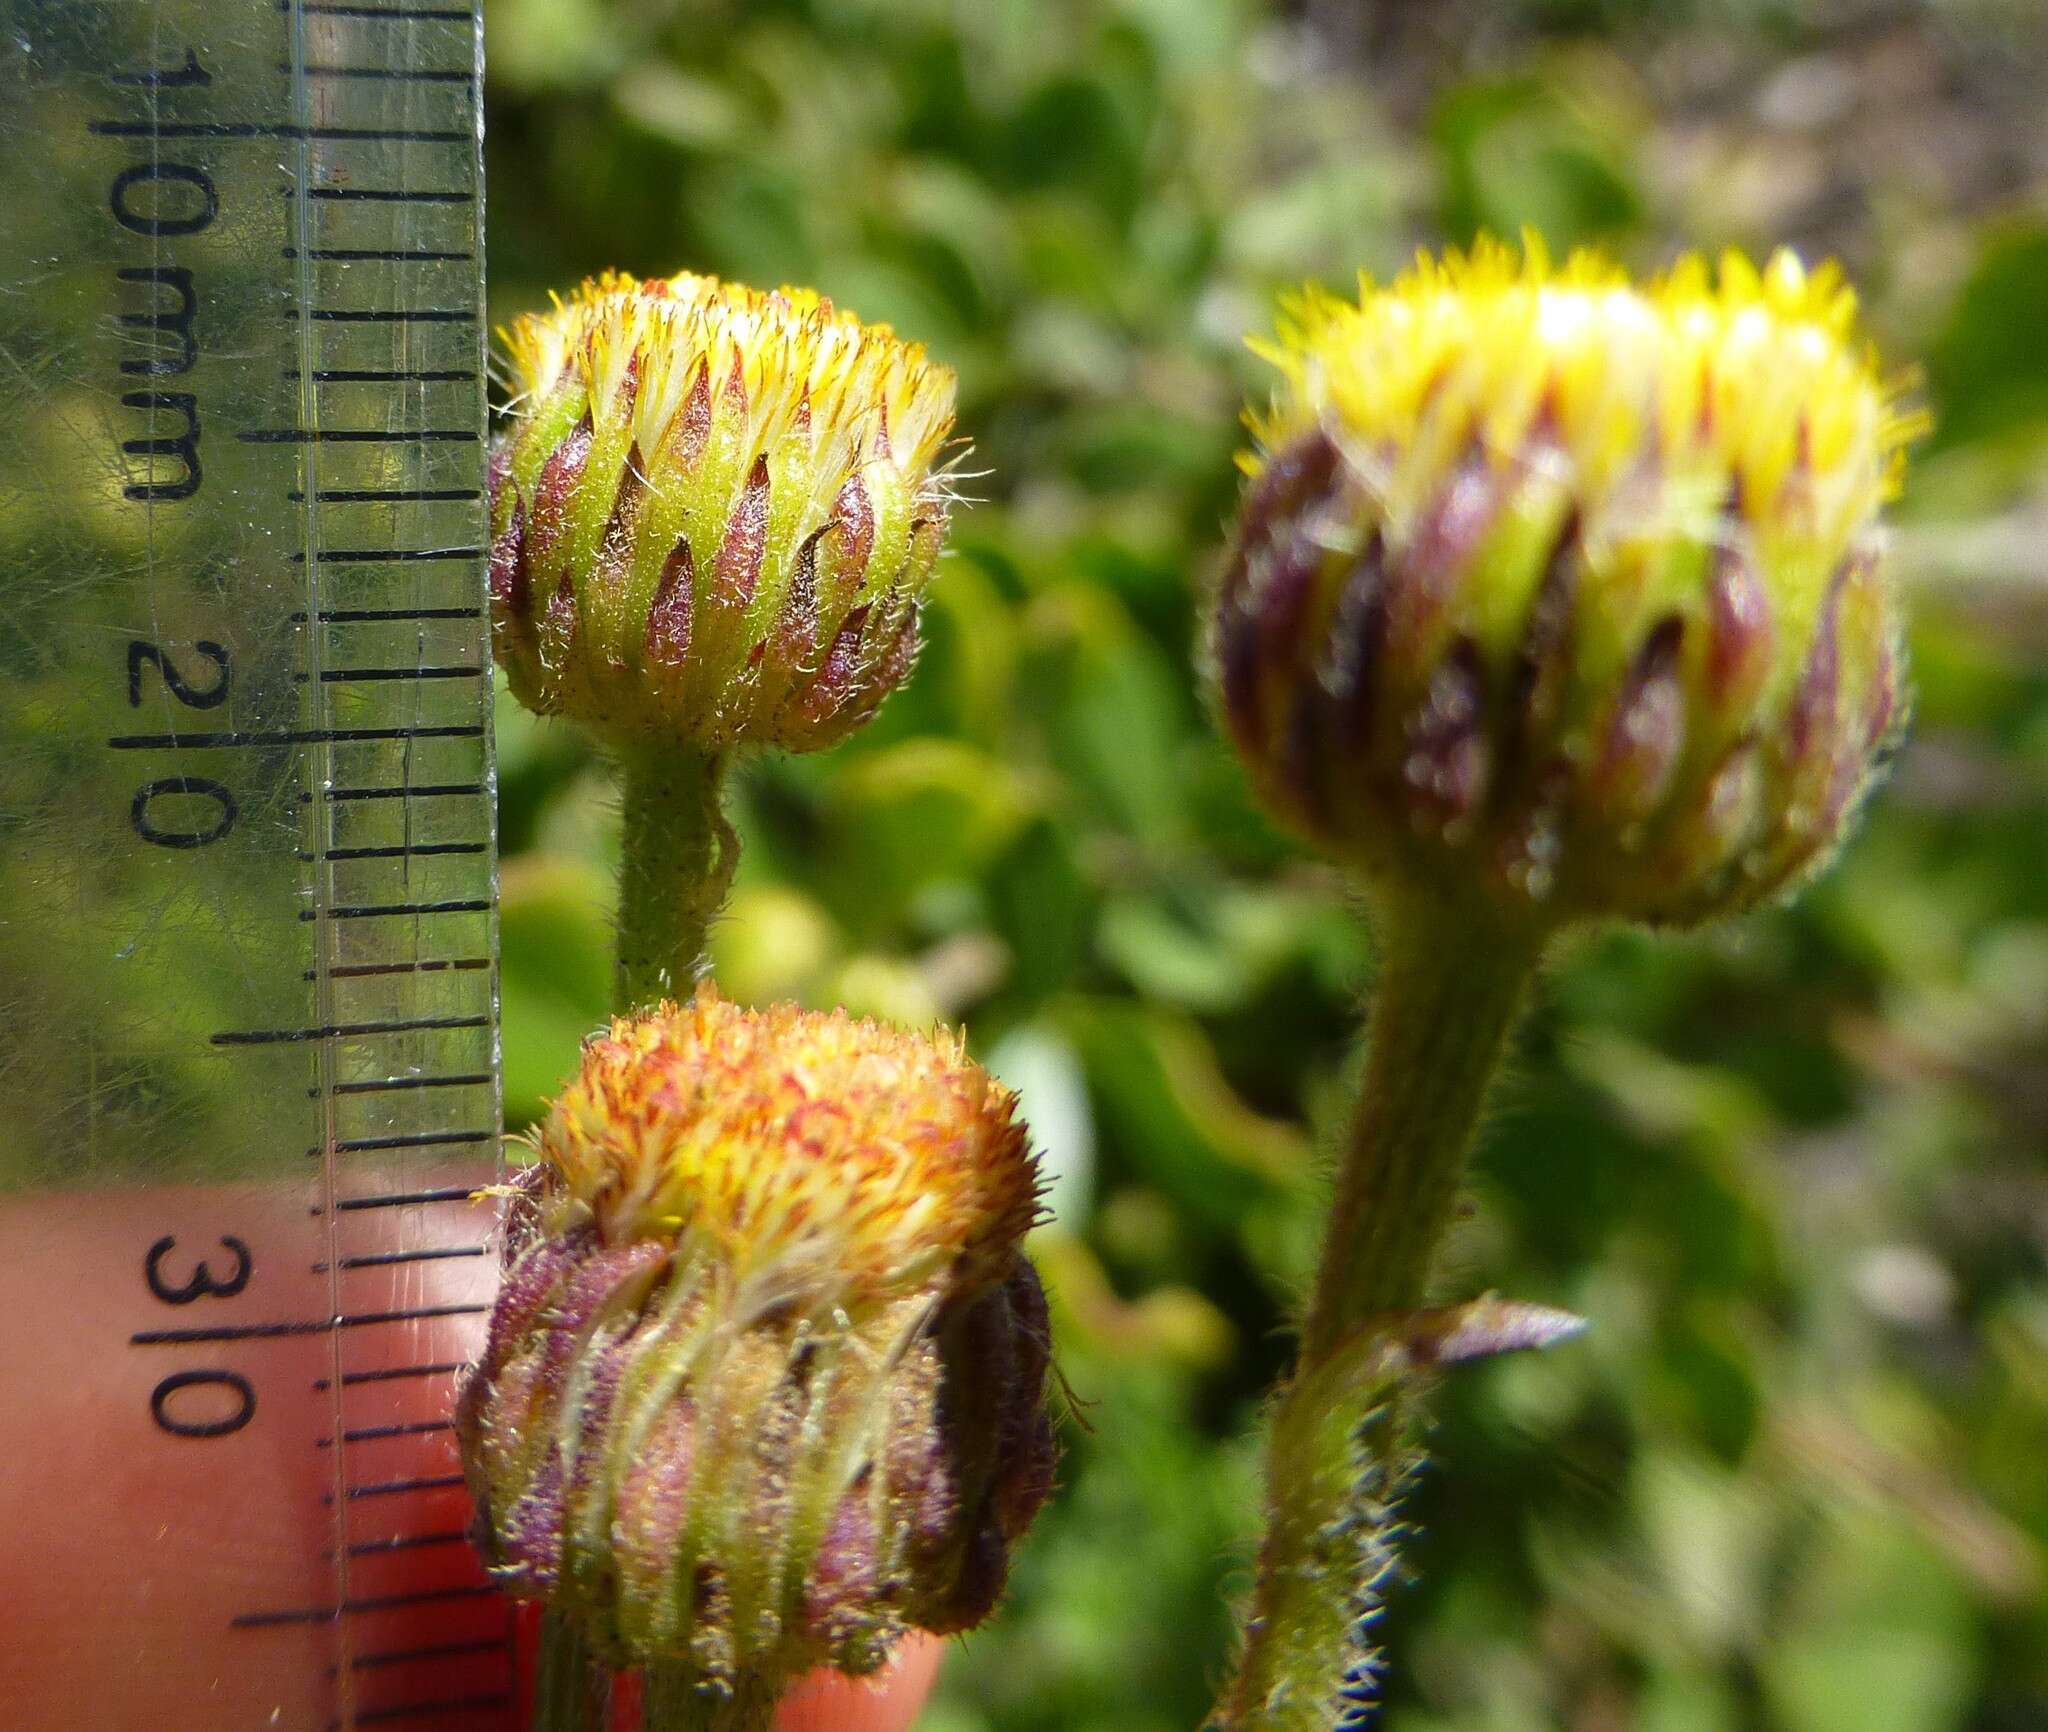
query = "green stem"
xmin=1210 ymin=892 xmax=1546 ymax=1732
xmin=1305 ymin=896 xmax=1544 ymax=1361
xmin=534 ymin=753 xmax=738 ymax=1723
xmin=533 ymin=1609 xmax=609 ymax=1732
xmin=641 ymin=1664 xmax=780 ymax=1732
xmin=613 ymin=743 xmax=736 ymax=1014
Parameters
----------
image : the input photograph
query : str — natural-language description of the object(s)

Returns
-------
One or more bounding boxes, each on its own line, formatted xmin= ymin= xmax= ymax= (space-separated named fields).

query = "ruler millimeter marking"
xmin=0 ymin=2 xmax=507 ymax=1727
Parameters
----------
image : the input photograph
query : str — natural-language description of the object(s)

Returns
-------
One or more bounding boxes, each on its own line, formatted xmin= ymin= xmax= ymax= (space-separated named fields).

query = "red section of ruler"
xmin=0 ymin=1182 xmax=514 ymax=1729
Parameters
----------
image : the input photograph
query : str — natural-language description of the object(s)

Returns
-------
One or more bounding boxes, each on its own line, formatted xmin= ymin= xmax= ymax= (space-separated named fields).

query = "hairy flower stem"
xmin=642 ymin=1667 xmax=781 ymax=1732
xmin=613 ymin=743 xmax=737 ymax=1013
xmin=1212 ymin=894 xmax=1547 ymax=1732
xmin=531 ymin=750 xmax=738 ymax=1725
xmin=534 ymin=1610 xmax=609 ymax=1732
xmin=1308 ymin=898 xmax=1545 ymax=1359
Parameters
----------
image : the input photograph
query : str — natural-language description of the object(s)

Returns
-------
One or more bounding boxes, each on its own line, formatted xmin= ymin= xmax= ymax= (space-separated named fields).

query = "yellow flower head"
xmin=1248 ymin=234 xmax=1918 ymax=558
xmin=489 ymin=271 xmax=961 ymax=751
xmin=533 ymin=993 xmax=1040 ymax=1306
xmin=1215 ymin=235 xmax=1919 ymax=928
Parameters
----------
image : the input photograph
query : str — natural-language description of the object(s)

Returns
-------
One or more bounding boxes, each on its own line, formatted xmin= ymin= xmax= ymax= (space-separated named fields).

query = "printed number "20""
xmin=127 ymin=639 xmax=236 ymax=849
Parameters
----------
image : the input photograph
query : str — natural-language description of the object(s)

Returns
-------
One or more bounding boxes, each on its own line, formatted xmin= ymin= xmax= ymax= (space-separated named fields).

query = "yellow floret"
xmin=533 ymin=994 xmax=1041 ymax=1309
xmin=1247 ymin=234 xmax=1922 ymax=561
xmin=501 ymin=269 xmax=956 ymax=524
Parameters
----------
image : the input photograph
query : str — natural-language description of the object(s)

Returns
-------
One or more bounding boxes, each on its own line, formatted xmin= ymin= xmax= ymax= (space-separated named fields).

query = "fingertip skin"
xmin=0 ymin=1182 xmax=501 ymax=1729
xmin=530 ymin=1622 xmax=944 ymax=1732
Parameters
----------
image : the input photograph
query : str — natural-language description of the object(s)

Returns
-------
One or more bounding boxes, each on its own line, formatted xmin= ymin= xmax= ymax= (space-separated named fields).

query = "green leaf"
xmin=1058 ymin=997 xmax=1311 ymax=1240
xmin=1924 ymin=223 xmax=2048 ymax=451
xmin=1762 ymin=1518 xmax=1978 ymax=1732
xmin=1023 ymin=584 xmax=1191 ymax=844
xmin=497 ymin=858 xmax=613 ymax=1125
xmin=1431 ymin=71 xmax=1643 ymax=251
xmin=986 ymin=1022 xmax=1097 ymax=1228
xmin=819 ymin=738 xmax=1035 ymax=930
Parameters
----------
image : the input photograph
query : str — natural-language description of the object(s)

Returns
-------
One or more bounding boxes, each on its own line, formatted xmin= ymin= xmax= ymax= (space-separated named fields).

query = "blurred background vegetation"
xmin=480 ymin=2 xmax=2048 ymax=1728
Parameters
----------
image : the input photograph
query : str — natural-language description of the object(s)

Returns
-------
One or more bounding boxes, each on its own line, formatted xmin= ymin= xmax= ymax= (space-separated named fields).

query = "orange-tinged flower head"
xmin=458 ymin=995 xmax=1055 ymax=1691
xmin=537 ymin=994 xmax=1040 ymax=1305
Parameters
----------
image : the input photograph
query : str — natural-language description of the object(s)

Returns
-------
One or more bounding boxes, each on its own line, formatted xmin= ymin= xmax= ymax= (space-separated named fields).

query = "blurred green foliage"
xmin=481 ymin=1 xmax=2048 ymax=1727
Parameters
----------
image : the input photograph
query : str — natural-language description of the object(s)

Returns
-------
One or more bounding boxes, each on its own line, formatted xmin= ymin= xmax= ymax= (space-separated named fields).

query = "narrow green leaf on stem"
xmin=1209 ymin=1323 xmax=1413 ymax=1732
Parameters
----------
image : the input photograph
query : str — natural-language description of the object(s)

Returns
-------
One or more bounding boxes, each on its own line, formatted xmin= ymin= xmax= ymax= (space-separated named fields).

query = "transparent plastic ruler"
xmin=0 ymin=2 xmax=511 ymax=1726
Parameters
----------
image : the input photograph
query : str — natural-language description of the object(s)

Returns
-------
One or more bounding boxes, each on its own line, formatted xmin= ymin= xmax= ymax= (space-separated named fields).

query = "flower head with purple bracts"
xmin=457 ymin=993 xmax=1055 ymax=1701
xmin=1214 ymin=235 xmax=1922 ymax=927
xmin=488 ymin=271 xmax=960 ymax=753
